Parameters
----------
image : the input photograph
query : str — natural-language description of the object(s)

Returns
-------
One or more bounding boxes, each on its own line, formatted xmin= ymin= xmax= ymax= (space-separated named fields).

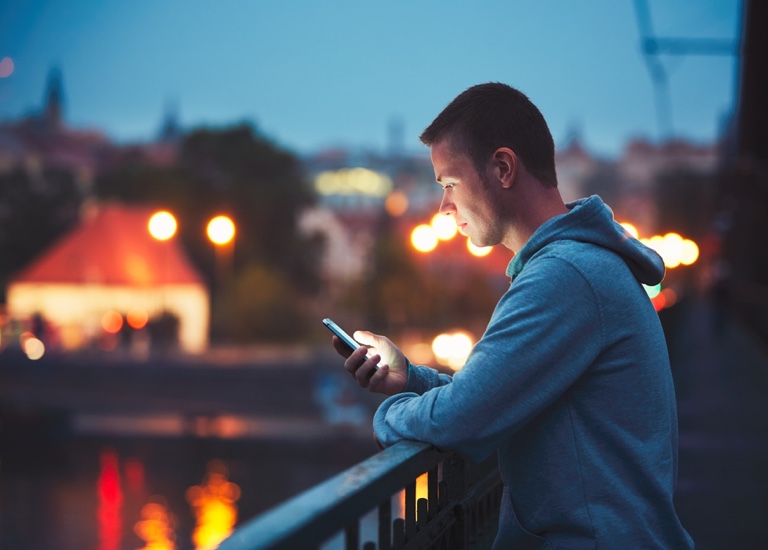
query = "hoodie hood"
xmin=506 ymin=195 xmax=665 ymax=285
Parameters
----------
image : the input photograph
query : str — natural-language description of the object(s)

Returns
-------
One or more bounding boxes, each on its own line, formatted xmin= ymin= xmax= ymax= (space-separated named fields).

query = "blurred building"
xmin=1 ymin=65 xmax=727 ymax=342
xmin=6 ymin=202 xmax=209 ymax=354
xmin=0 ymin=67 xmax=116 ymax=192
xmin=299 ymin=133 xmax=721 ymax=294
xmin=0 ymin=66 xmax=180 ymax=183
xmin=298 ymin=148 xmax=440 ymax=289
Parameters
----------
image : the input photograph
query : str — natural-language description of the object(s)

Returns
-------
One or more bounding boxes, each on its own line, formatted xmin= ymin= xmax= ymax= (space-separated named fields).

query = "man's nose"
xmin=438 ymin=194 xmax=455 ymax=215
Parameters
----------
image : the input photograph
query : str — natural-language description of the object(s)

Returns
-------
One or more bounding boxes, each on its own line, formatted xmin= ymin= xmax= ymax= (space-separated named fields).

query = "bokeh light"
xmin=658 ymin=232 xmax=684 ymax=268
xmin=102 ymin=310 xmax=124 ymax=334
xmin=644 ymin=283 xmax=662 ymax=299
xmin=411 ymin=224 xmax=438 ymax=253
xmin=639 ymin=232 xmax=699 ymax=269
xmin=207 ymin=216 xmax=235 ymax=246
xmin=385 ymin=190 xmax=409 ymax=217
xmin=620 ymin=222 xmax=639 ymax=239
xmin=661 ymin=287 xmax=678 ymax=308
xmin=466 ymin=239 xmax=492 ymax=257
xmin=148 ymin=211 xmax=177 ymax=241
xmin=0 ymin=57 xmax=14 ymax=78
xmin=126 ymin=308 xmax=149 ymax=330
xmin=22 ymin=335 xmax=45 ymax=360
xmin=651 ymin=292 xmax=667 ymax=311
xmin=432 ymin=331 xmax=474 ymax=370
xmin=315 ymin=167 xmax=392 ymax=196
xmin=680 ymin=239 xmax=700 ymax=266
xmin=430 ymin=213 xmax=457 ymax=241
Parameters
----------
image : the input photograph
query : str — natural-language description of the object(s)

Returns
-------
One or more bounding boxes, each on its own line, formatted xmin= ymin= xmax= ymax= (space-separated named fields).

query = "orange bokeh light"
xmin=126 ymin=308 xmax=149 ymax=330
xmin=385 ymin=190 xmax=409 ymax=217
xmin=102 ymin=310 xmax=124 ymax=334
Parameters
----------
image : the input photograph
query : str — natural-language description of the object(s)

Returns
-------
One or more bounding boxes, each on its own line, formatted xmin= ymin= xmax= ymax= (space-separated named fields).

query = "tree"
xmin=226 ymin=263 xmax=310 ymax=343
xmin=0 ymin=167 xmax=82 ymax=298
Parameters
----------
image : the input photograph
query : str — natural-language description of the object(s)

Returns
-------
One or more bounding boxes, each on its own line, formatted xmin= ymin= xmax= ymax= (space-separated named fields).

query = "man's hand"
xmin=331 ymin=331 xmax=408 ymax=396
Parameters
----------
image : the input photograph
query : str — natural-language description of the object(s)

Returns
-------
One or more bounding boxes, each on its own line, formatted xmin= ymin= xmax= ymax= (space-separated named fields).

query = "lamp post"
xmin=148 ymin=210 xmax=177 ymax=311
xmin=147 ymin=210 xmax=178 ymax=352
xmin=206 ymin=215 xmax=236 ymax=340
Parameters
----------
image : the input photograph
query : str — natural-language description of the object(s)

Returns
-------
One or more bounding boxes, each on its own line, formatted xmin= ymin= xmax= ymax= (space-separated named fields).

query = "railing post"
xmin=441 ymin=453 xmax=468 ymax=549
xmin=378 ymin=499 xmax=391 ymax=550
xmin=218 ymin=441 xmax=501 ymax=550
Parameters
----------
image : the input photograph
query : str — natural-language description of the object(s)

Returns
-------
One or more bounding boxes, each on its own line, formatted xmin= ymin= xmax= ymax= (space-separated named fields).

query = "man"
xmin=332 ymin=83 xmax=693 ymax=549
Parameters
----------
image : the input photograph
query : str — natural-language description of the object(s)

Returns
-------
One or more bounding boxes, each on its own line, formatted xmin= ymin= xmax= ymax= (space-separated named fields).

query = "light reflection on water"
xmin=72 ymin=412 xmax=371 ymax=440
xmin=100 ymin=447 xmax=239 ymax=550
xmin=186 ymin=460 xmax=240 ymax=550
xmin=97 ymin=448 xmax=123 ymax=550
xmin=135 ymin=497 xmax=177 ymax=550
xmin=0 ymin=432 xmax=377 ymax=550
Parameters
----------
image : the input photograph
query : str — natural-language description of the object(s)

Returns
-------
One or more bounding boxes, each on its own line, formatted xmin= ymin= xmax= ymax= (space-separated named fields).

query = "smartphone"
xmin=322 ymin=318 xmax=379 ymax=371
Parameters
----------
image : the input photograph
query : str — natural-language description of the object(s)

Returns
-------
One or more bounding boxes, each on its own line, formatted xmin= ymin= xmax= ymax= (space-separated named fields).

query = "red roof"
xmin=12 ymin=203 xmax=204 ymax=286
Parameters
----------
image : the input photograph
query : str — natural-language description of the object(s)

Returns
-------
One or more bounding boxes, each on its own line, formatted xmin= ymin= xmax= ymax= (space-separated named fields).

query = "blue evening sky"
xmin=0 ymin=0 xmax=743 ymax=158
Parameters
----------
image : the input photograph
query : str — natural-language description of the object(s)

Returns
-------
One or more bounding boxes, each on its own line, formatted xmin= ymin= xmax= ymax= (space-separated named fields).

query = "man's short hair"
xmin=420 ymin=83 xmax=558 ymax=187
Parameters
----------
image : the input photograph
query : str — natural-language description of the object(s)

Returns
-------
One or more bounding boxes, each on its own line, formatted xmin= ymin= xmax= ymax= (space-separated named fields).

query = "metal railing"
xmin=219 ymin=440 xmax=502 ymax=550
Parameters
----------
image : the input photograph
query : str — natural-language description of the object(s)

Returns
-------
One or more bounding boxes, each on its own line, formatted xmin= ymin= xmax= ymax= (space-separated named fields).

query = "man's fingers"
xmin=366 ymin=364 xmax=389 ymax=392
xmin=354 ymin=354 xmax=381 ymax=387
xmin=343 ymin=345 xmax=370 ymax=376
xmin=332 ymin=335 xmax=355 ymax=358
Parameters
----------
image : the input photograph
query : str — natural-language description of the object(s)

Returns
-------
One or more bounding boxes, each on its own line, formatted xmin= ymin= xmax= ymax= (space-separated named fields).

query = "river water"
xmin=0 ymin=428 xmax=378 ymax=549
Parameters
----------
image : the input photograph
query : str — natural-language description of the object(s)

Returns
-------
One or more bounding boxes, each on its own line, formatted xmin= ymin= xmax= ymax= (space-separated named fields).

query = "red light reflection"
xmin=125 ymin=457 xmax=146 ymax=494
xmin=97 ymin=447 xmax=123 ymax=550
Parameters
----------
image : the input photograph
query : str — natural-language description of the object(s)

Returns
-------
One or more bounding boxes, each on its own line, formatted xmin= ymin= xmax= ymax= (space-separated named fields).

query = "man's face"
xmin=430 ymin=139 xmax=505 ymax=248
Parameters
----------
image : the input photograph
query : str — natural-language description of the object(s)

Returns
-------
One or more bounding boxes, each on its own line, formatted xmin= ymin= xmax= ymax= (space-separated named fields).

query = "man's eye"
xmin=442 ymin=184 xmax=454 ymax=190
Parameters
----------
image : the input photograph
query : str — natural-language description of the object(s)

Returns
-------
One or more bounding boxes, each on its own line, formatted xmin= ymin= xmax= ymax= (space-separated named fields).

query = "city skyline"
xmin=1 ymin=0 xmax=743 ymax=158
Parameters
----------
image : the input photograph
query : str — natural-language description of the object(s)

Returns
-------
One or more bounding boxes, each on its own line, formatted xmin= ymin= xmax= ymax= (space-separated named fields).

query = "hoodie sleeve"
xmin=373 ymin=256 xmax=603 ymax=462
xmin=403 ymin=359 xmax=453 ymax=394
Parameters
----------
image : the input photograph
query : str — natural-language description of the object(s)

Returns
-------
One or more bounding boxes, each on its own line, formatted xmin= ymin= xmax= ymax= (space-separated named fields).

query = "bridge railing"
xmin=219 ymin=440 xmax=502 ymax=550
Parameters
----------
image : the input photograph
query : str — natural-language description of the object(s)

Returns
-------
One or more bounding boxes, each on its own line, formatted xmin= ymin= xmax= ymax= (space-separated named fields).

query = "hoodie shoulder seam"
xmin=529 ymin=249 xmax=607 ymax=350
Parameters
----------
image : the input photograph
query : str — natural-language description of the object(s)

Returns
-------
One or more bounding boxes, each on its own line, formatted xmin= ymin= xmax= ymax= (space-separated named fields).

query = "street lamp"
xmin=148 ymin=211 xmax=177 ymax=241
xmin=206 ymin=215 xmax=236 ymax=340
xmin=148 ymin=210 xmax=178 ymax=298
xmin=206 ymin=215 xmax=235 ymax=247
xmin=206 ymin=214 xmax=236 ymax=290
xmin=148 ymin=210 xmax=178 ymax=345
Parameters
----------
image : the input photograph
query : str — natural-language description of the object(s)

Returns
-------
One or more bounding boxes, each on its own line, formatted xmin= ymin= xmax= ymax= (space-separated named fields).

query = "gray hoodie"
xmin=373 ymin=195 xmax=694 ymax=549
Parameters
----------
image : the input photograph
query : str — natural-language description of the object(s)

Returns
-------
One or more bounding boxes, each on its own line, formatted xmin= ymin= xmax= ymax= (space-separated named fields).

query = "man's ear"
xmin=491 ymin=147 xmax=518 ymax=188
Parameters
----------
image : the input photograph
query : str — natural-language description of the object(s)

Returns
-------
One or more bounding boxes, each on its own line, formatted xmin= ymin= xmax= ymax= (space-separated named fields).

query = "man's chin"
xmin=467 ymin=235 xmax=493 ymax=249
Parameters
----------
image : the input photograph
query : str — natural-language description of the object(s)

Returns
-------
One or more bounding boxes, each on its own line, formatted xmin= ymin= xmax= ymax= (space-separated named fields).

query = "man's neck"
xmin=502 ymin=182 xmax=567 ymax=252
